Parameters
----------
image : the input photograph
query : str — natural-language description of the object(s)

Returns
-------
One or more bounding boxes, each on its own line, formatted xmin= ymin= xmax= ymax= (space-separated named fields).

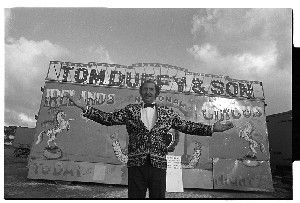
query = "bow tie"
xmin=144 ymin=103 xmax=156 ymax=108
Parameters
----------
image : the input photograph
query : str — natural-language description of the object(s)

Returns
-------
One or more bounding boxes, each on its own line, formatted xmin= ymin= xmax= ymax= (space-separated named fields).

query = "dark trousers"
xmin=128 ymin=155 xmax=166 ymax=198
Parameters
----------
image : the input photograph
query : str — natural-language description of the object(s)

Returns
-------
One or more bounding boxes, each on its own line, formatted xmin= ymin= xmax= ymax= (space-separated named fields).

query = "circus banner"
xmin=46 ymin=61 xmax=264 ymax=99
xmin=213 ymin=158 xmax=273 ymax=191
xmin=27 ymin=61 xmax=273 ymax=192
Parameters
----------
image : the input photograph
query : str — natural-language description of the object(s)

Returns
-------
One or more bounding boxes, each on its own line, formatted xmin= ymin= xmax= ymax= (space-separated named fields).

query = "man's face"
xmin=140 ymin=82 xmax=157 ymax=104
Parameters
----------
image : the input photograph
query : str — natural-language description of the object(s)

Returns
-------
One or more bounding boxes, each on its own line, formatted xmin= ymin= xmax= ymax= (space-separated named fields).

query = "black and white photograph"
xmin=3 ymin=0 xmax=294 ymax=200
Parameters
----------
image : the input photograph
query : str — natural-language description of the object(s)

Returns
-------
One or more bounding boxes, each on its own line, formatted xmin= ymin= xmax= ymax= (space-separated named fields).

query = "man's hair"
xmin=139 ymin=79 xmax=160 ymax=97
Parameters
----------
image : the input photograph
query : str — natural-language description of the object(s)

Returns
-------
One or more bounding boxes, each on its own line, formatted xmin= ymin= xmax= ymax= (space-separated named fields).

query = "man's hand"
xmin=213 ymin=120 xmax=234 ymax=132
xmin=109 ymin=133 xmax=118 ymax=141
xmin=67 ymin=94 xmax=87 ymax=111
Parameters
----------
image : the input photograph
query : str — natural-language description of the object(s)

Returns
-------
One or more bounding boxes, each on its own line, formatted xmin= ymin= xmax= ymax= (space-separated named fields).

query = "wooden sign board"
xmin=27 ymin=61 xmax=273 ymax=192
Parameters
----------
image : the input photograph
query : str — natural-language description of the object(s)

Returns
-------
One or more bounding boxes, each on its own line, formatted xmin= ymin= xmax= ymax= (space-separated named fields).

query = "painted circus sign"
xmin=46 ymin=61 xmax=264 ymax=99
xmin=27 ymin=61 xmax=273 ymax=192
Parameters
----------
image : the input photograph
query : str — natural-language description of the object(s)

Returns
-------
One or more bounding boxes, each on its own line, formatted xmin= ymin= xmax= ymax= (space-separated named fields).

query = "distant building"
xmin=266 ymin=110 xmax=292 ymax=170
xmin=4 ymin=126 xmax=18 ymax=145
xmin=4 ymin=126 xmax=18 ymax=135
xmin=12 ymin=127 xmax=36 ymax=148
xmin=4 ymin=126 xmax=35 ymax=148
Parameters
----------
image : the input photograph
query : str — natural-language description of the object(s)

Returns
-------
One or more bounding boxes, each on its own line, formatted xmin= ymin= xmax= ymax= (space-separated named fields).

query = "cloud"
xmin=188 ymin=42 xmax=278 ymax=80
xmin=262 ymin=68 xmax=291 ymax=115
xmin=190 ymin=8 xmax=291 ymax=73
xmin=5 ymin=8 xmax=11 ymax=25
xmin=5 ymin=8 xmax=12 ymax=37
xmin=74 ymin=45 xmax=114 ymax=64
xmin=19 ymin=113 xmax=37 ymax=126
xmin=5 ymin=37 xmax=71 ymax=127
xmin=5 ymin=109 xmax=36 ymax=128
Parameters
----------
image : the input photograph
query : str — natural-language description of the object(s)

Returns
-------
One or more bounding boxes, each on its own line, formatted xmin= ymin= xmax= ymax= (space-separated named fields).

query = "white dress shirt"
xmin=141 ymin=103 xmax=157 ymax=131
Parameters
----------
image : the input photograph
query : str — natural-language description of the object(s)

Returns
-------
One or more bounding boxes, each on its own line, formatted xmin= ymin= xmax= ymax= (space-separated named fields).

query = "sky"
xmin=3 ymin=4 xmax=293 ymax=128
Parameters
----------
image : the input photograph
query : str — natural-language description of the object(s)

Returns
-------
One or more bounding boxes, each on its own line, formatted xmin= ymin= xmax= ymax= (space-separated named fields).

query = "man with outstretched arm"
xmin=68 ymin=79 xmax=234 ymax=199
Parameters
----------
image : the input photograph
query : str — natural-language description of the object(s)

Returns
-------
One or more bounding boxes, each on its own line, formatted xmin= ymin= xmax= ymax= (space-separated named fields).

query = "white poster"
xmin=166 ymin=155 xmax=184 ymax=192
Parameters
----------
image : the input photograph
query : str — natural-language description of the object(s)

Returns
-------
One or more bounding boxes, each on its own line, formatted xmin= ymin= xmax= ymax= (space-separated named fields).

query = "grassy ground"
xmin=4 ymin=145 xmax=292 ymax=199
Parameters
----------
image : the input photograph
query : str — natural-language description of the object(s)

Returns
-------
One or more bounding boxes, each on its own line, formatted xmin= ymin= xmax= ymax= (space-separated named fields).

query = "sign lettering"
xmin=47 ymin=61 xmax=264 ymax=100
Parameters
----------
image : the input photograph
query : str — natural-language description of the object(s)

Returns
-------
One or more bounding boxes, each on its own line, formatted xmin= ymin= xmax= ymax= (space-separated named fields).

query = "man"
xmin=68 ymin=79 xmax=234 ymax=198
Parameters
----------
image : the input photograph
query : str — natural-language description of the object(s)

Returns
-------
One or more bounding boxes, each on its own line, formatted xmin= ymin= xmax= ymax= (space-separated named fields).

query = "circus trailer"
xmin=27 ymin=61 xmax=274 ymax=192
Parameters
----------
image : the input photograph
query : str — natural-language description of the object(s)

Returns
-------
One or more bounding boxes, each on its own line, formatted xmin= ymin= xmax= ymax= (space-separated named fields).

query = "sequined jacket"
xmin=83 ymin=103 xmax=213 ymax=169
